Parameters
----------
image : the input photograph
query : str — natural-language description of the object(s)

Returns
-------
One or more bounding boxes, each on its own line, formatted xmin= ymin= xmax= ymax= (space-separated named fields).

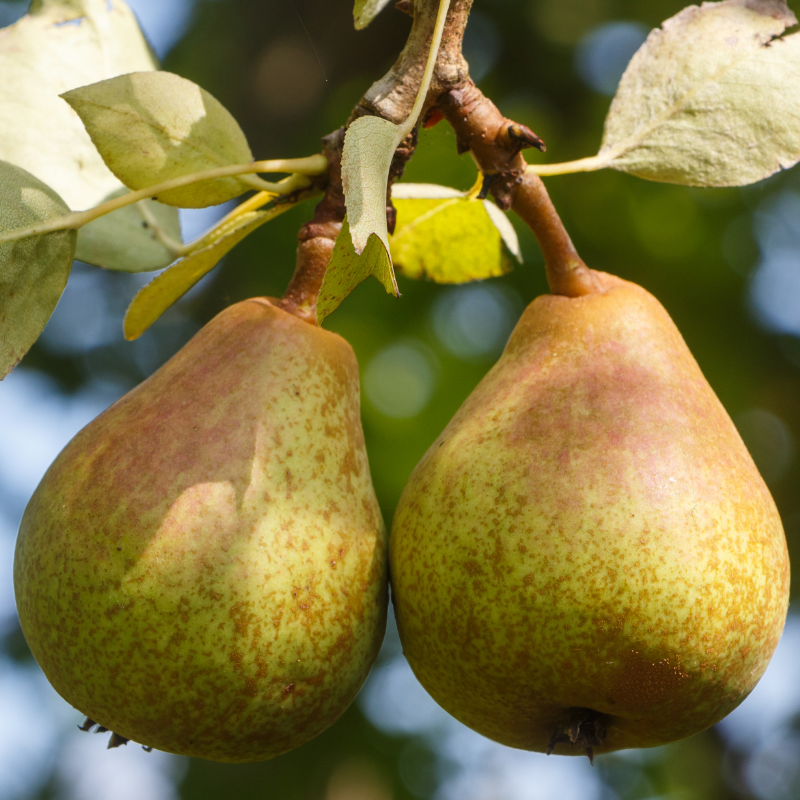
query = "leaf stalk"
xmin=525 ymin=155 xmax=609 ymax=177
xmin=0 ymin=155 xmax=328 ymax=245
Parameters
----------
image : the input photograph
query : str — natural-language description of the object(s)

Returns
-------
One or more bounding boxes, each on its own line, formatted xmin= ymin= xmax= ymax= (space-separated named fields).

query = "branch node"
xmin=504 ymin=122 xmax=546 ymax=153
xmin=439 ymin=80 xmax=598 ymax=296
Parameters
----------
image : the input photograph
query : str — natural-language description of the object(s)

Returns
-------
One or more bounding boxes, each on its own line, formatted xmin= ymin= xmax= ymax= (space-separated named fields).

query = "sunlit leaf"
xmin=0 ymin=0 xmax=182 ymax=270
xmin=600 ymin=0 xmax=800 ymax=186
xmin=353 ymin=0 xmax=393 ymax=29
xmin=124 ymin=211 xmax=273 ymax=340
xmin=482 ymin=201 xmax=522 ymax=264
xmin=389 ymin=184 xmax=519 ymax=283
xmin=0 ymin=161 xmax=76 ymax=378
xmin=62 ymin=71 xmax=256 ymax=209
xmin=316 ymin=218 xmax=396 ymax=324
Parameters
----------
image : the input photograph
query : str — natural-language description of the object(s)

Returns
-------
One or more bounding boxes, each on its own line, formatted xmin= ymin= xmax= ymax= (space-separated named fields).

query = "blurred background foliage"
xmin=1 ymin=0 xmax=800 ymax=798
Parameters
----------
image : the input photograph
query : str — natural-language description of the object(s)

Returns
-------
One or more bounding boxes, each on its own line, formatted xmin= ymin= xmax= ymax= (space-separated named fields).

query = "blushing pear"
xmin=14 ymin=298 xmax=387 ymax=762
xmin=390 ymin=272 xmax=789 ymax=758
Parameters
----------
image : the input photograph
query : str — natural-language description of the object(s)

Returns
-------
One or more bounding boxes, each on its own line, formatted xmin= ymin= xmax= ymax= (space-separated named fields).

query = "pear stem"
xmin=281 ymin=131 xmax=346 ymax=324
xmin=280 ymin=229 xmax=340 ymax=324
xmin=512 ymin=171 xmax=601 ymax=297
xmin=438 ymin=81 xmax=601 ymax=298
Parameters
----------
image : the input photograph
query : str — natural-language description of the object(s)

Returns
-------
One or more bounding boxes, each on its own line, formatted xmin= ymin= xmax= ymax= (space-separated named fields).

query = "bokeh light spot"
xmin=363 ymin=341 xmax=438 ymax=420
xmin=432 ymin=284 xmax=521 ymax=361
xmin=576 ymin=21 xmax=648 ymax=96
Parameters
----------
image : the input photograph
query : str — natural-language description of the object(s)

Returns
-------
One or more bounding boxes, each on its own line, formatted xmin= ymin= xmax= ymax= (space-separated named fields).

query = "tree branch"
xmin=439 ymin=81 xmax=601 ymax=297
xmin=282 ymin=0 xmax=474 ymax=321
xmin=354 ymin=0 xmax=472 ymax=125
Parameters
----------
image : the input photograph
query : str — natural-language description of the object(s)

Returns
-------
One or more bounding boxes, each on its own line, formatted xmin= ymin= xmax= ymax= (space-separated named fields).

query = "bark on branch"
xmin=283 ymin=0 xmax=598 ymax=316
xmin=283 ymin=0 xmax=474 ymax=318
xmin=439 ymin=81 xmax=600 ymax=297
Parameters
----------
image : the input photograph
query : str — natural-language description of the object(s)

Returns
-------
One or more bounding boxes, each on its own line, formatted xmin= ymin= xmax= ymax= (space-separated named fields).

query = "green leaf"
xmin=316 ymin=218 xmax=396 ymax=324
xmin=389 ymin=184 xmax=520 ymax=283
xmin=599 ymin=0 xmax=800 ymax=186
xmin=78 ymin=193 xmax=183 ymax=272
xmin=0 ymin=0 xmax=182 ymax=271
xmin=353 ymin=0 xmax=393 ymax=29
xmin=337 ymin=0 xmax=450 ymax=312
xmin=342 ymin=115 xmax=403 ymax=258
xmin=124 ymin=211 xmax=273 ymax=340
xmin=62 ymin=71 xmax=256 ymax=208
xmin=0 ymin=161 xmax=76 ymax=378
xmin=334 ymin=115 xmax=405 ymax=317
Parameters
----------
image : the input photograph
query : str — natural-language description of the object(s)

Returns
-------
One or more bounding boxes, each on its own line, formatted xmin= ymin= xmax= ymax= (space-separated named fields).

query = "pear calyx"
xmin=546 ymin=708 xmax=609 ymax=764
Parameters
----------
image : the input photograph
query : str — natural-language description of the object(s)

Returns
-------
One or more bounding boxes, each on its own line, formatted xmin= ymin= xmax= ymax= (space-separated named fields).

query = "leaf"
xmin=78 ymin=194 xmax=183 ymax=272
xmin=332 ymin=0 xmax=451 ymax=318
xmin=393 ymin=183 xmax=522 ymax=261
xmin=389 ymin=184 xmax=520 ymax=283
xmin=124 ymin=211 xmax=273 ymax=339
xmin=599 ymin=0 xmax=800 ymax=186
xmin=324 ymin=114 xmax=410 ymax=319
xmin=0 ymin=0 xmax=182 ymax=271
xmin=0 ymin=161 xmax=76 ymax=378
xmin=353 ymin=0 xmax=394 ymax=29
xmin=482 ymin=200 xmax=523 ymax=264
xmin=62 ymin=71 xmax=256 ymax=208
xmin=316 ymin=218 xmax=397 ymax=324
xmin=342 ymin=115 xmax=403 ymax=257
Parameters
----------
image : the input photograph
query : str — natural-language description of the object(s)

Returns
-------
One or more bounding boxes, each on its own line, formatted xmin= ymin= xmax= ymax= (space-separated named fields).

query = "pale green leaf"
xmin=124 ymin=211 xmax=272 ymax=339
xmin=316 ymin=218 xmax=396 ymax=324
xmin=0 ymin=161 xmax=76 ymax=377
xmin=342 ymin=115 xmax=402 ymax=255
xmin=0 ymin=0 xmax=182 ymax=270
xmin=390 ymin=194 xmax=512 ymax=283
xmin=62 ymin=71 xmax=255 ymax=208
xmin=335 ymin=115 xmax=403 ymax=314
xmin=337 ymin=0 xmax=450 ymax=312
xmin=354 ymin=0 xmax=393 ymax=29
xmin=599 ymin=0 xmax=800 ymax=186
xmin=78 ymin=193 xmax=183 ymax=272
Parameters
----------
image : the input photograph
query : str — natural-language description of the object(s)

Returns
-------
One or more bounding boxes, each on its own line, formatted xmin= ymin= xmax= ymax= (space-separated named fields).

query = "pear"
xmin=390 ymin=272 xmax=789 ymax=758
xmin=14 ymin=298 xmax=387 ymax=762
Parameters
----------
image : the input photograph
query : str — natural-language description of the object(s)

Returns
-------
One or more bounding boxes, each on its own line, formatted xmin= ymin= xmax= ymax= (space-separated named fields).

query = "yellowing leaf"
xmin=600 ymin=0 xmax=800 ymax=186
xmin=389 ymin=184 xmax=519 ymax=283
xmin=124 ymin=211 xmax=273 ymax=339
xmin=0 ymin=0 xmax=182 ymax=270
xmin=0 ymin=161 xmax=76 ymax=377
xmin=482 ymin=200 xmax=523 ymax=264
xmin=63 ymin=71 xmax=256 ymax=208
xmin=353 ymin=0 xmax=393 ymax=29
xmin=316 ymin=218 xmax=397 ymax=324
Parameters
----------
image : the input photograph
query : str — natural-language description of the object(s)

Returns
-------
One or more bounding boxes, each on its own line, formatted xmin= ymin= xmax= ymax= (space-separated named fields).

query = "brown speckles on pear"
xmin=14 ymin=298 xmax=388 ymax=762
xmin=390 ymin=274 xmax=788 ymax=755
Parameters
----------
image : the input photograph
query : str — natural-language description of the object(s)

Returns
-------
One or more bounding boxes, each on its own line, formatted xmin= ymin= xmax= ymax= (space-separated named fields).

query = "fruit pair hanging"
xmin=14 ymin=266 xmax=788 ymax=761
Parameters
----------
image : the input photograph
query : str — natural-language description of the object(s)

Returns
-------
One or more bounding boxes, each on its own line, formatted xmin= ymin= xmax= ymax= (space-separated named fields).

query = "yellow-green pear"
xmin=14 ymin=298 xmax=387 ymax=762
xmin=390 ymin=272 xmax=789 ymax=758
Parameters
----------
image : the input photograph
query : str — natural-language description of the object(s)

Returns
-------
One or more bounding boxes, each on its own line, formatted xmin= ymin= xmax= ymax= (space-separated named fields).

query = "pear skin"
xmin=390 ymin=273 xmax=789 ymax=756
xmin=14 ymin=298 xmax=387 ymax=762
